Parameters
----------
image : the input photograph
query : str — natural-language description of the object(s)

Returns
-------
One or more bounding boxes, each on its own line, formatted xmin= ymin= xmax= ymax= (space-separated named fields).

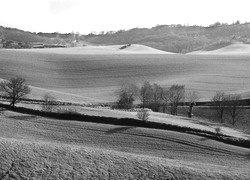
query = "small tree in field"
xmin=212 ymin=91 xmax=227 ymax=122
xmin=0 ymin=77 xmax=31 ymax=108
xmin=140 ymin=81 xmax=153 ymax=108
xmin=168 ymin=84 xmax=185 ymax=115
xmin=151 ymin=83 xmax=163 ymax=112
xmin=42 ymin=93 xmax=57 ymax=112
xmin=186 ymin=91 xmax=200 ymax=118
xmin=137 ymin=109 xmax=150 ymax=122
xmin=161 ymin=88 xmax=170 ymax=113
xmin=225 ymin=94 xmax=244 ymax=125
xmin=116 ymin=83 xmax=138 ymax=109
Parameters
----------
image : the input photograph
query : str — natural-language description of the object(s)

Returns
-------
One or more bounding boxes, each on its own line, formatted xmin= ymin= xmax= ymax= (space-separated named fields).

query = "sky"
xmin=0 ymin=0 xmax=250 ymax=34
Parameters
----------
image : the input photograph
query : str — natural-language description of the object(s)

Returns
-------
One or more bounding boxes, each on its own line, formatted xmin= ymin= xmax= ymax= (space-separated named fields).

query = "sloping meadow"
xmin=1 ymin=49 xmax=250 ymax=103
xmin=0 ymin=138 xmax=249 ymax=180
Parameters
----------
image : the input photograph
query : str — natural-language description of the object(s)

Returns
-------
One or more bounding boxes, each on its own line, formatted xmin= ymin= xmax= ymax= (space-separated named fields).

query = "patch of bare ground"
xmin=0 ymin=138 xmax=249 ymax=180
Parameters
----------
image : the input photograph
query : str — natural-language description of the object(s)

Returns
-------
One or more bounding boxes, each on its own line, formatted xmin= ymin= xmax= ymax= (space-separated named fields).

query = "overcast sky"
xmin=0 ymin=0 xmax=249 ymax=34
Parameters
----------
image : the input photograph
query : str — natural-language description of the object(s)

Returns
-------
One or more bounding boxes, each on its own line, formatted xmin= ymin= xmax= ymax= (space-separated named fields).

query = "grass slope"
xmin=15 ymin=44 xmax=171 ymax=54
xmin=0 ymin=26 xmax=53 ymax=43
xmin=1 ymin=138 xmax=249 ymax=180
xmin=1 ymin=49 xmax=250 ymax=103
xmin=190 ymin=43 xmax=250 ymax=55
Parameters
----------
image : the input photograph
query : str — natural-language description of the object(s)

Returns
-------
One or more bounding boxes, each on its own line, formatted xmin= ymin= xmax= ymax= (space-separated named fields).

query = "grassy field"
xmin=0 ymin=110 xmax=250 ymax=179
xmin=190 ymin=43 xmax=250 ymax=55
xmin=1 ymin=47 xmax=250 ymax=104
xmin=1 ymin=137 xmax=249 ymax=180
xmin=161 ymin=106 xmax=250 ymax=134
xmin=1 ymin=46 xmax=250 ymax=178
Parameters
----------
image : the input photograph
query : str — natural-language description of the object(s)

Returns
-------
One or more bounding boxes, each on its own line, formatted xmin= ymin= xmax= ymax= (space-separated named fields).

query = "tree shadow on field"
xmin=106 ymin=126 xmax=135 ymax=134
xmin=8 ymin=115 xmax=37 ymax=121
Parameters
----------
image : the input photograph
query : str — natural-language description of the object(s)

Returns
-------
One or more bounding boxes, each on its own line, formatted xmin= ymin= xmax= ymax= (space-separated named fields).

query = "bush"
xmin=215 ymin=127 xmax=221 ymax=135
xmin=42 ymin=94 xmax=57 ymax=112
xmin=137 ymin=109 xmax=150 ymax=122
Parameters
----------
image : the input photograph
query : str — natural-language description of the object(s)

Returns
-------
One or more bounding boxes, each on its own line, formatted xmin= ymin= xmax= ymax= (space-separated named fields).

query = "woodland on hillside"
xmin=1 ymin=22 xmax=250 ymax=52
xmin=85 ymin=22 xmax=250 ymax=53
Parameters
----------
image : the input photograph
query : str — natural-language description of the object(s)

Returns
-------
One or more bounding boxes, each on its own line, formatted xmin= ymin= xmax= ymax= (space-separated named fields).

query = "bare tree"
xmin=140 ymin=81 xmax=153 ymax=108
xmin=42 ymin=93 xmax=57 ymax=112
xmin=137 ymin=109 xmax=150 ymax=122
xmin=186 ymin=91 xmax=200 ymax=118
xmin=0 ymin=77 xmax=31 ymax=108
xmin=151 ymin=83 xmax=163 ymax=112
xmin=225 ymin=94 xmax=244 ymax=125
xmin=161 ymin=88 xmax=170 ymax=113
xmin=168 ymin=84 xmax=185 ymax=115
xmin=116 ymin=82 xmax=138 ymax=109
xmin=212 ymin=91 xmax=227 ymax=122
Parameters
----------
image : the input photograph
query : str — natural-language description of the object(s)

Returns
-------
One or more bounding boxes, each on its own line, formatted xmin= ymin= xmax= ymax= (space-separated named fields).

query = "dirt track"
xmin=0 ymin=110 xmax=249 ymax=168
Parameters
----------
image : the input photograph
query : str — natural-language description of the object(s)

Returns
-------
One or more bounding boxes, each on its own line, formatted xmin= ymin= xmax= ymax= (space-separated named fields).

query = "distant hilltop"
xmin=1 ymin=22 xmax=250 ymax=53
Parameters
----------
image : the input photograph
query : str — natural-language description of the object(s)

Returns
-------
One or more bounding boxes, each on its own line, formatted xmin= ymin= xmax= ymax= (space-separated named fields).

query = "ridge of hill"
xmin=1 ymin=23 xmax=250 ymax=53
xmin=0 ymin=26 xmax=74 ymax=47
xmin=13 ymin=44 xmax=172 ymax=54
xmin=0 ymin=26 xmax=52 ymax=43
xmin=189 ymin=43 xmax=250 ymax=55
xmin=84 ymin=23 xmax=250 ymax=53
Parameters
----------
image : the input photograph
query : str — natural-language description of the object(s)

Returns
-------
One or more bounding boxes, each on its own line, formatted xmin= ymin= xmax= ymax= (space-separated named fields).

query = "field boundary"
xmin=0 ymin=103 xmax=249 ymax=148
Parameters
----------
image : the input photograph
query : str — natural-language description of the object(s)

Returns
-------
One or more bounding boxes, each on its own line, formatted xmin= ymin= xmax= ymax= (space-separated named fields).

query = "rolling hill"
xmin=0 ymin=110 xmax=249 ymax=179
xmin=189 ymin=43 xmax=250 ymax=55
xmin=1 ymin=47 xmax=250 ymax=103
xmin=84 ymin=23 xmax=250 ymax=53
xmin=0 ymin=26 xmax=52 ymax=43
xmin=1 ymin=23 xmax=250 ymax=180
xmin=14 ymin=44 xmax=172 ymax=54
xmin=2 ymin=23 xmax=250 ymax=53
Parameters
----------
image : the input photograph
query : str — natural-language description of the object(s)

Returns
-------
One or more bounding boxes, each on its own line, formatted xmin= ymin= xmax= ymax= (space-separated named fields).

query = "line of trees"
xmin=0 ymin=77 xmax=246 ymax=126
xmin=212 ymin=91 xmax=245 ymax=125
xmin=116 ymin=82 xmax=245 ymax=125
xmin=116 ymin=81 xmax=188 ymax=116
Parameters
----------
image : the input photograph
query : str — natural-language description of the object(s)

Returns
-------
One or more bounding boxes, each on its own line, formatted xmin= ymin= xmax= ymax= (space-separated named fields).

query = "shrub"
xmin=42 ymin=94 xmax=57 ymax=112
xmin=137 ymin=109 xmax=150 ymax=122
xmin=215 ymin=127 xmax=221 ymax=135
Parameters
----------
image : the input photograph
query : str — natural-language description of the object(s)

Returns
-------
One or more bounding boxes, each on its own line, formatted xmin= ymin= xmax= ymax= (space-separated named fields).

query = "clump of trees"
xmin=168 ymin=85 xmax=185 ymax=115
xmin=116 ymin=81 xmax=187 ymax=116
xmin=42 ymin=93 xmax=57 ymax=112
xmin=137 ymin=109 xmax=150 ymax=122
xmin=212 ymin=92 xmax=245 ymax=125
xmin=225 ymin=94 xmax=244 ymax=125
xmin=0 ymin=77 xmax=31 ymax=108
xmin=116 ymin=81 xmax=245 ymax=126
xmin=116 ymin=82 xmax=139 ymax=109
xmin=212 ymin=91 xmax=227 ymax=122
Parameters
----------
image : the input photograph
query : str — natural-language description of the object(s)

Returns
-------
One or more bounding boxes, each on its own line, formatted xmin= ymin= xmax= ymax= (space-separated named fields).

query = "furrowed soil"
xmin=1 ymin=48 xmax=250 ymax=103
xmin=0 ymin=110 xmax=249 ymax=179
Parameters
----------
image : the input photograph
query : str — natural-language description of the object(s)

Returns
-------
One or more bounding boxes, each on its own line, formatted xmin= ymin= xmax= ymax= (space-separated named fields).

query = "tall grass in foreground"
xmin=0 ymin=138 xmax=249 ymax=180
